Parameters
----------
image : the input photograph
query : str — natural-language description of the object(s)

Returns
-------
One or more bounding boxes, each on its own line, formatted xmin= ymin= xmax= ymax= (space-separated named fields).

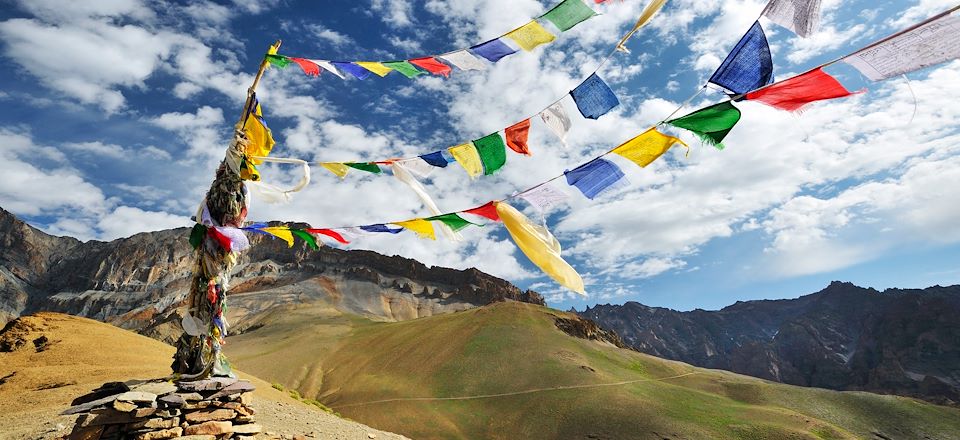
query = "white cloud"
xmin=146 ymin=106 xmax=226 ymax=159
xmin=96 ymin=206 xmax=191 ymax=240
xmin=371 ymin=0 xmax=415 ymax=28
xmin=305 ymin=24 xmax=353 ymax=47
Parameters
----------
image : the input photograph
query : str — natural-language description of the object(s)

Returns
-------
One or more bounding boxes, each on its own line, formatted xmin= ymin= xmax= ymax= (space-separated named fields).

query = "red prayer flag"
xmin=505 ymin=119 xmax=532 ymax=156
xmin=307 ymin=228 xmax=350 ymax=245
xmin=409 ymin=57 xmax=452 ymax=77
xmin=289 ymin=57 xmax=321 ymax=77
xmin=463 ymin=201 xmax=501 ymax=222
xmin=745 ymin=68 xmax=859 ymax=112
xmin=207 ymin=227 xmax=232 ymax=252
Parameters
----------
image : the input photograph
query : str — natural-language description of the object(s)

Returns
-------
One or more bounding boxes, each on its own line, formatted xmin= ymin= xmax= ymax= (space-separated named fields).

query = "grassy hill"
xmin=227 ymin=301 xmax=960 ymax=440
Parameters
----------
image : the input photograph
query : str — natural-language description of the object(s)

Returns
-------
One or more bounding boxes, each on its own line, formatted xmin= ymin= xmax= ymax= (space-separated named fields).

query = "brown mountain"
xmin=580 ymin=281 xmax=960 ymax=405
xmin=0 ymin=206 xmax=543 ymax=336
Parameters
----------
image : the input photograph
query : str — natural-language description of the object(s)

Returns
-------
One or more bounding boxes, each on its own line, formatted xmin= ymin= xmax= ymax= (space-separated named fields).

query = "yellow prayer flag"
xmin=449 ymin=142 xmax=483 ymax=178
xmin=505 ymin=20 xmax=556 ymax=51
xmin=243 ymin=107 xmax=275 ymax=165
xmin=320 ymin=162 xmax=350 ymax=179
xmin=495 ymin=201 xmax=584 ymax=294
xmin=616 ymin=0 xmax=668 ymax=52
xmin=355 ymin=62 xmax=393 ymax=77
xmin=611 ymin=128 xmax=687 ymax=168
xmin=261 ymin=227 xmax=295 ymax=247
xmin=394 ymin=218 xmax=436 ymax=240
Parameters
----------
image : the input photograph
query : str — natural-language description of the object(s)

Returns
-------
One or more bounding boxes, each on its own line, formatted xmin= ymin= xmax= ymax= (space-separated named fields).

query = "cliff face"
xmin=581 ymin=282 xmax=960 ymax=405
xmin=0 ymin=207 xmax=544 ymax=336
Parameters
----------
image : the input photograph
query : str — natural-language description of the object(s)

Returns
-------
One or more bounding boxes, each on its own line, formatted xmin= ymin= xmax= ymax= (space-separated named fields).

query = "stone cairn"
xmin=63 ymin=377 xmax=260 ymax=440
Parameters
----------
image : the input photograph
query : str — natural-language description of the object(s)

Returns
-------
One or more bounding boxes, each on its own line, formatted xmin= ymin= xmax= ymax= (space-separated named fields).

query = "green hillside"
xmin=226 ymin=301 xmax=960 ymax=440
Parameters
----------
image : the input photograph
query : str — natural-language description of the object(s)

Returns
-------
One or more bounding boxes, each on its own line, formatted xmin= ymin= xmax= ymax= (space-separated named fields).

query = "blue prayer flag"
xmin=564 ymin=158 xmax=626 ymax=199
xmin=570 ymin=73 xmax=619 ymax=119
xmin=470 ymin=38 xmax=517 ymax=62
xmin=360 ymin=224 xmax=403 ymax=234
xmin=420 ymin=151 xmax=449 ymax=168
xmin=333 ymin=62 xmax=372 ymax=80
xmin=708 ymin=21 xmax=773 ymax=95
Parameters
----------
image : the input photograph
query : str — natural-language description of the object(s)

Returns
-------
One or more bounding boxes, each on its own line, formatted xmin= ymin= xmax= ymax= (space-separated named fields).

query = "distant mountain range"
xmin=580 ymin=282 xmax=960 ymax=406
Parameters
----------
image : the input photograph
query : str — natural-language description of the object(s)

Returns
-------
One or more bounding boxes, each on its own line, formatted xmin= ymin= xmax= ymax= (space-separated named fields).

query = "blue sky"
xmin=1 ymin=0 xmax=959 ymax=312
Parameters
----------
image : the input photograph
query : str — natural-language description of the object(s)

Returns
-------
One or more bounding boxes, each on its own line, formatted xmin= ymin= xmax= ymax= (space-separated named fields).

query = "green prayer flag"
xmin=541 ymin=0 xmax=597 ymax=32
xmin=666 ymin=101 xmax=741 ymax=150
xmin=291 ymin=229 xmax=319 ymax=250
xmin=426 ymin=213 xmax=481 ymax=232
xmin=473 ymin=132 xmax=507 ymax=175
xmin=382 ymin=61 xmax=426 ymax=79
xmin=345 ymin=162 xmax=382 ymax=174
xmin=265 ymin=54 xmax=291 ymax=68
xmin=189 ymin=224 xmax=207 ymax=249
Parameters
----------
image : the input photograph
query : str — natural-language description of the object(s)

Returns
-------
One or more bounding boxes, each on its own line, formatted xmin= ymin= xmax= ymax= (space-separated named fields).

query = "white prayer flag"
xmin=439 ymin=50 xmax=487 ymax=71
xmin=311 ymin=60 xmax=346 ymax=79
xmin=842 ymin=12 xmax=960 ymax=81
xmin=518 ymin=183 xmax=570 ymax=213
xmin=540 ymin=101 xmax=572 ymax=146
xmin=391 ymin=162 xmax=462 ymax=242
xmin=762 ymin=0 xmax=822 ymax=38
xmin=398 ymin=157 xmax=437 ymax=179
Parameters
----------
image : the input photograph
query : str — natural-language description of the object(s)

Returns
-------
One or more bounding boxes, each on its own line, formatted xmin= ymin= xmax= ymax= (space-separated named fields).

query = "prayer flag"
xmin=762 ymin=0 xmax=822 ymax=38
xmin=215 ymin=226 xmax=250 ymax=252
xmin=709 ymin=21 xmax=774 ymax=95
xmin=616 ymin=0 xmax=668 ymax=52
xmin=345 ymin=162 xmax=382 ymax=174
xmin=409 ymin=57 xmax=452 ymax=77
xmin=261 ymin=227 xmax=295 ymax=247
xmin=505 ymin=119 xmax=532 ymax=155
xmin=612 ymin=129 xmax=687 ymax=167
xmin=239 ymin=158 xmax=260 ymax=182
xmin=473 ymin=132 xmax=508 ymax=175
xmin=470 ymin=38 xmax=517 ymax=62
xmin=361 ymin=224 xmax=403 ymax=234
xmin=666 ymin=101 xmax=740 ymax=149
xmin=356 ymin=62 xmax=393 ymax=77
xmin=333 ymin=62 xmax=372 ymax=80
xmin=242 ymin=95 xmax=275 ymax=165
xmin=463 ymin=201 xmax=501 ymax=222
xmin=392 ymin=162 xmax=462 ymax=242
xmin=570 ymin=73 xmax=619 ymax=119
xmin=265 ymin=54 xmax=291 ymax=68
xmin=394 ymin=219 xmax=436 ymax=240
xmin=320 ymin=162 xmax=350 ymax=179
xmin=312 ymin=60 xmax=345 ymax=79
xmin=449 ymin=142 xmax=484 ymax=178
xmin=289 ymin=57 xmax=321 ymax=76
xmin=419 ymin=151 xmax=450 ymax=168
xmin=505 ymin=20 xmax=556 ymax=51
xmin=426 ymin=213 xmax=480 ymax=232
xmin=540 ymin=102 xmax=572 ymax=146
xmin=842 ymin=12 xmax=960 ymax=81
xmin=564 ymin=158 xmax=626 ymax=199
xmin=398 ymin=157 xmax=437 ymax=178
xmin=307 ymin=228 xmax=349 ymax=244
xmin=541 ymin=0 xmax=597 ymax=32
xmin=189 ymin=224 xmax=207 ymax=249
xmin=291 ymin=229 xmax=319 ymax=250
xmin=382 ymin=60 xmax=426 ymax=79
xmin=495 ymin=201 xmax=585 ymax=294
xmin=745 ymin=67 xmax=859 ymax=111
xmin=517 ymin=183 xmax=569 ymax=213
xmin=439 ymin=50 xmax=487 ymax=71
xmin=208 ymin=226 xmax=232 ymax=251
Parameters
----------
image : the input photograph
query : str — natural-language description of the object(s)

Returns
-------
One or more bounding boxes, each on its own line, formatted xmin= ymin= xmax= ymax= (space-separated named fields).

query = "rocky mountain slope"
xmin=580 ymin=281 xmax=960 ymax=405
xmin=0 ymin=206 xmax=543 ymax=336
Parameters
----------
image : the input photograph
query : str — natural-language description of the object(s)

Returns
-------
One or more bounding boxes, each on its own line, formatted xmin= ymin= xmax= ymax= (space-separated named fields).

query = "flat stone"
xmin=231 ymin=423 xmax=262 ymax=434
xmin=236 ymin=405 xmax=255 ymax=416
xmin=219 ymin=401 xmax=241 ymax=409
xmin=177 ymin=377 xmax=236 ymax=392
xmin=61 ymin=392 xmax=124 ymax=415
xmin=78 ymin=408 xmax=136 ymax=427
xmin=184 ymin=408 xmax=236 ymax=423
xmin=129 ymin=417 xmax=180 ymax=430
xmin=158 ymin=393 xmax=184 ymax=407
xmin=183 ymin=400 xmax=213 ymax=410
xmin=178 ymin=392 xmax=205 ymax=401
xmin=113 ymin=400 xmax=137 ymax=412
xmin=235 ymin=415 xmax=254 ymax=424
xmin=115 ymin=391 xmax=157 ymax=403
xmin=207 ymin=381 xmax=255 ymax=400
xmin=131 ymin=381 xmax=178 ymax=396
xmin=133 ymin=427 xmax=182 ymax=440
xmin=70 ymin=382 xmax=129 ymax=406
xmin=177 ymin=436 xmax=216 ymax=440
xmin=184 ymin=421 xmax=233 ymax=436
xmin=133 ymin=407 xmax=159 ymax=418
xmin=239 ymin=393 xmax=252 ymax=405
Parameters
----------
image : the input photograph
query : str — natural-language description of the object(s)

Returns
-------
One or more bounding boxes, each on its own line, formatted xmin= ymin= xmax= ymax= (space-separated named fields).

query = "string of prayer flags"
xmin=564 ymin=158 xmax=627 ymax=199
xmin=616 ymin=0 xmax=668 ymax=52
xmin=541 ymin=0 xmax=597 ymax=32
xmin=382 ymin=61 xmax=427 ymax=78
xmin=745 ymin=67 xmax=860 ymax=112
xmin=260 ymin=226 xmax=296 ymax=247
xmin=410 ymin=57 xmax=453 ymax=77
xmin=361 ymin=224 xmax=403 ymax=234
xmin=439 ymin=50 xmax=487 ymax=71
xmin=495 ymin=201 xmax=585 ymax=294
xmin=320 ymin=162 xmax=350 ymax=179
xmin=420 ymin=151 xmax=450 ymax=168
xmin=450 ymin=142 xmax=484 ymax=178
xmin=356 ymin=62 xmax=393 ymax=77
xmin=505 ymin=119 xmax=533 ymax=155
xmin=571 ymin=73 xmax=620 ymax=119
xmin=426 ymin=213 xmax=482 ymax=232
xmin=463 ymin=201 xmax=501 ymax=222
xmin=307 ymin=228 xmax=350 ymax=244
xmin=709 ymin=21 xmax=774 ymax=95
xmin=540 ymin=101 xmax=573 ymax=146
xmin=391 ymin=162 xmax=462 ymax=242
xmin=394 ymin=219 xmax=437 ymax=240
xmin=345 ymin=162 xmax=382 ymax=174
xmin=290 ymin=229 xmax=320 ymax=250
xmin=470 ymin=38 xmax=518 ymax=62
xmin=612 ymin=129 xmax=687 ymax=167
xmin=762 ymin=0 xmax=822 ymax=38
xmin=242 ymin=94 xmax=276 ymax=166
xmin=842 ymin=11 xmax=960 ymax=81
xmin=473 ymin=133 xmax=508 ymax=175
xmin=334 ymin=62 xmax=372 ymax=80
xmin=665 ymin=102 xmax=741 ymax=149
xmin=505 ymin=21 xmax=557 ymax=51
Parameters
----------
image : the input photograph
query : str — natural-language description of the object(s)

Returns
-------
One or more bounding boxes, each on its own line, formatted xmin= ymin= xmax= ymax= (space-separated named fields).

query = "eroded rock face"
xmin=0 ymin=207 xmax=544 ymax=336
xmin=581 ymin=281 xmax=960 ymax=406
